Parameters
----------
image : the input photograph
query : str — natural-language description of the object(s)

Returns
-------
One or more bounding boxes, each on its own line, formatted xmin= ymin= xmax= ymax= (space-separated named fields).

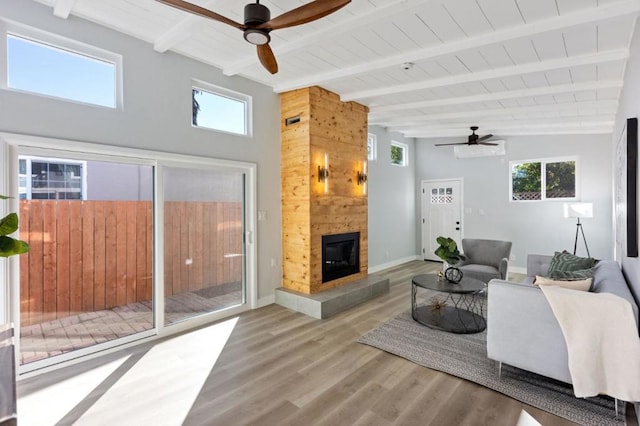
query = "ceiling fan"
xmin=435 ymin=126 xmax=499 ymax=146
xmin=156 ymin=0 xmax=351 ymax=74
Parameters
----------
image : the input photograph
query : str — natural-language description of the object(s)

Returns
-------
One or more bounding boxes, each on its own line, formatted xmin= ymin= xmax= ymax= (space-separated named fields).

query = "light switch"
xmin=258 ymin=210 xmax=267 ymax=221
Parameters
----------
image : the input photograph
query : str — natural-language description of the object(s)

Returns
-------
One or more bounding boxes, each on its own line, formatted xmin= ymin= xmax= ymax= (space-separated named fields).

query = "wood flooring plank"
xmin=19 ymin=260 xmax=592 ymax=426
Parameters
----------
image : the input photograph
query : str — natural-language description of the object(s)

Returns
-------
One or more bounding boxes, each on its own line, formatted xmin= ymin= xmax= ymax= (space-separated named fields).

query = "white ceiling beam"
xmin=413 ymin=128 xmax=613 ymax=138
xmin=344 ymin=49 xmax=627 ymax=102
xmin=52 ymin=0 xmax=77 ymax=19
xmin=274 ymin=0 xmax=640 ymax=93
xmin=368 ymin=80 xmax=623 ymax=115
xmin=394 ymin=116 xmax=616 ymax=134
xmin=370 ymin=100 xmax=619 ymax=126
xmin=153 ymin=0 xmax=220 ymax=53
xmin=222 ymin=0 xmax=431 ymax=76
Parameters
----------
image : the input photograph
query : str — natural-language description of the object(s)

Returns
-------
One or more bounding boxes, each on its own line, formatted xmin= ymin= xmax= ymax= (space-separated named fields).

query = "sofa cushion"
xmin=534 ymin=275 xmax=592 ymax=291
xmin=591 ymin=260 xmax=639 ymax=325
xmin=458 ymin=264 xmax=499 ymax=283
xmin=547 ymin=251 xmax=596 ymax=275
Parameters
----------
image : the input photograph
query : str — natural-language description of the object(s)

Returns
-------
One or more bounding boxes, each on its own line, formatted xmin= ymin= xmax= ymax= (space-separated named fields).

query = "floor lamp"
xmin=564 ymin=202 xmax=593 ymax=257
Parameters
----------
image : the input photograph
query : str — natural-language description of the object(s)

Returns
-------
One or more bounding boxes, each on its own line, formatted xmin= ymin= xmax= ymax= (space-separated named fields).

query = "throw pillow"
xmin=548 ymin=268 xmax=595 ymax=280
xmin=534 ymin=275 xmax=592 ymax=291
xmin=547 ymin=251 xmax=596 ymax=274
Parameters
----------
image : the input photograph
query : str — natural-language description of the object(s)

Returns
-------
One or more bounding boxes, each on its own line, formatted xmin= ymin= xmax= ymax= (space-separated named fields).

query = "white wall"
xmin=0 ymin=0 xmax=282 ymax=301
xmin=415 ymin=134 xmax=613 ymax=270
xmin=367 ymin=126 xmax=417 ymax=271
xmin=613 ymin=16 xmax=640 ymax=308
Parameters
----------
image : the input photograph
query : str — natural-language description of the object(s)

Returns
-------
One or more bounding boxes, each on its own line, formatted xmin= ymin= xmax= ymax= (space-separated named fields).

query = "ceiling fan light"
xmin=244 ymin=29 xmax=270 ymax=45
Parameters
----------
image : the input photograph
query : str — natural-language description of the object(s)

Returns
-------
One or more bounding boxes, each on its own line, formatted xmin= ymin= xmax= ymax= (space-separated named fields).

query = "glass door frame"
xmin=0 ymin=133 xmax=257 ymax=376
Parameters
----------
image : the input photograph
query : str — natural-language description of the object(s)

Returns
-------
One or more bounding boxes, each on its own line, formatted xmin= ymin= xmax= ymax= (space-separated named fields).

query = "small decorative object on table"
xmin=434 ymin=236 xmax=464 ymax=283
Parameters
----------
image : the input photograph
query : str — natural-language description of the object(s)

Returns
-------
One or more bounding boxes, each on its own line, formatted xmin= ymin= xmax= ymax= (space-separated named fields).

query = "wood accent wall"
xmin=280 ymin=86 xmax=369 ymax=294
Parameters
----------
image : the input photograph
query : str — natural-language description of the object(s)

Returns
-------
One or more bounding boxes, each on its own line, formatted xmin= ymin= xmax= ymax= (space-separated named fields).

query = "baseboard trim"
xmin=509 ymin=266 xmax=526 ymax=275
xmin=257 ymin=294 xmax=275 ymax=308
xmin=368 ymin=255 xmax=421 ymax=274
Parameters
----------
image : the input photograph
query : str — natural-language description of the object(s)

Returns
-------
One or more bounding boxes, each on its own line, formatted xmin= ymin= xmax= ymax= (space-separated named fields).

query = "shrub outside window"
xmin=511 ymin=158 xmax=577 ymax=201
xmin=192 ymin=81 xmax=252 ymax=136
xmin=391 ymin=141 xmax=408 ymax=167
xmin=5 ymin=32 xmax=119 ymax=108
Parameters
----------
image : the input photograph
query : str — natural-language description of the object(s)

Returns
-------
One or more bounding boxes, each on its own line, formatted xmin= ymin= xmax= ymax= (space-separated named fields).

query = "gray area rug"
xmin=358 ymin=310 xmax=622 ymax=426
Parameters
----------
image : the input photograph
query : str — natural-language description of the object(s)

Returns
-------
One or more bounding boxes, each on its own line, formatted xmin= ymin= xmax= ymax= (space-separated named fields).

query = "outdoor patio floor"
xmin=20 ymin=286 xmax=242 ymax=365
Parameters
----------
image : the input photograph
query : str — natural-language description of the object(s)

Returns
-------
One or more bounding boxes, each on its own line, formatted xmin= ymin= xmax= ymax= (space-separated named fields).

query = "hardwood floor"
xmin=17 ymin=260 xmax=632 ymax=425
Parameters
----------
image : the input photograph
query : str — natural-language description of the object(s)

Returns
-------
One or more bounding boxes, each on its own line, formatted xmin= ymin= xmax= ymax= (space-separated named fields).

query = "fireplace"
xmin=322 ymin=232 xmax=360 ymax=283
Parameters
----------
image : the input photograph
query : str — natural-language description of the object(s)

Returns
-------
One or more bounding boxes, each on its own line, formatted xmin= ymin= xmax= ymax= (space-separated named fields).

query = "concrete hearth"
xmin=275 ymin=275 xmax=389 ymax=319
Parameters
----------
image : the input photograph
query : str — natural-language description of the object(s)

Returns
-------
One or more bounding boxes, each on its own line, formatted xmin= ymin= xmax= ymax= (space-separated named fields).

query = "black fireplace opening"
xmin=322 ymin=232 xmax=360 ymax=283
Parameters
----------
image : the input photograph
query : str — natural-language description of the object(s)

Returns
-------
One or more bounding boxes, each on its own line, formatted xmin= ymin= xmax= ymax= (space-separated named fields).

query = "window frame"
xmin=509 ymin=156 xmax=579 ymax=202
xmin=0 ymin=22 xmax=123 ymax=109
xmin=191 ymin=79 xmax=253 ymax=137
xmin=367 ymin=133 xmax=377 ymax=161
xmin=390 ymin=141 xmax=408 ymax=167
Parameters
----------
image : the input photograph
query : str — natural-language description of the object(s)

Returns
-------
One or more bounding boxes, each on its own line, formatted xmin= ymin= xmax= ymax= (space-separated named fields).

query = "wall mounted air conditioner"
xmin=454 ymin=140 xmax=506 ymax=159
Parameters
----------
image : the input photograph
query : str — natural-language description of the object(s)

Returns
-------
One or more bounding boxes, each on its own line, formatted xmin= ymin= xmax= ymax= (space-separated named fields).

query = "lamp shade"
xmin=563 ymin=202 xmax=593 ymax=219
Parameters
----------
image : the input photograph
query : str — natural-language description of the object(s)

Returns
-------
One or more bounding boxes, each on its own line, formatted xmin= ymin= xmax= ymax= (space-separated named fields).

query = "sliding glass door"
xmin=162 ymin=166 xmax=245 ymax=325
xmin=4 ymin=136 xmax=256 ymax=374
xmin=17 ymin=153 xmax=155 ymax=367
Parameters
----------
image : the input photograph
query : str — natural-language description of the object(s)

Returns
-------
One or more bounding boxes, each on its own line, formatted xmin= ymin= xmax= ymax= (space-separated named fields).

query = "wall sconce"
xmin=356 ymin=161 xmax=367 ymax=195
xmin=318 ymin=153 xmax=329 ymax=194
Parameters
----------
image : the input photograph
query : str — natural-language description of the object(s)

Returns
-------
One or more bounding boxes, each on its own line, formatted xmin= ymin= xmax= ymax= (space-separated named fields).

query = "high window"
xmin=192 ymin=81 xmax=252 ymax=136
xmin=391 ymin=141 xmax=408 ymax=167
xmin=367 ymin=133 xmax=377 ymax=161
xmin=510 ymin=158 xmax=577 ymax=201
xmin=5 ymin=32 xmax=119 ymax=108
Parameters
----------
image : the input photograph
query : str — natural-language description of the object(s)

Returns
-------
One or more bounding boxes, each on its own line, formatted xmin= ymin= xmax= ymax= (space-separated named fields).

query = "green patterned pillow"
xmin=547 ymin=251 xmax=596 ymax=274
xmin=548 ymin=268 xmax=595 ymax=280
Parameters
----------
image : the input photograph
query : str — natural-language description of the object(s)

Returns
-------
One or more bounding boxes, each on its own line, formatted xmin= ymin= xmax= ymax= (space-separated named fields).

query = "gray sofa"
xmin=487 ymin=254 xmax=640 ymax=384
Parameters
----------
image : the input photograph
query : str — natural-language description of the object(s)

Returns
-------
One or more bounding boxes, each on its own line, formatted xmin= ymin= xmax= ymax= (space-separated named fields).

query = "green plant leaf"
xmin=0 ymin=235 xmax=29 ymax=257
xmin=0 ymin=213 xmax=19 ymax=236
xmin=0 ymin=195 xmax=10 ymax=200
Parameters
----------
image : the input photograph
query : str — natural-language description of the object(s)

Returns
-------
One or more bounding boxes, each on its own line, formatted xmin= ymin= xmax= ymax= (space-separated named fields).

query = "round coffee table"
xmin=411 ymin=273 xmax=486 ymax=334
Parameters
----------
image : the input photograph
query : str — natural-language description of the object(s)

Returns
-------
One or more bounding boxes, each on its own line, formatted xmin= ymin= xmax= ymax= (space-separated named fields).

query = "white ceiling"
xmin=33 ymin=0 xmax=640 ymax=139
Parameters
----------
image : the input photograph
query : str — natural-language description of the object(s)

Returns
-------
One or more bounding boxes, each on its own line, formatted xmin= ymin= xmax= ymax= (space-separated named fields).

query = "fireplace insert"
xmin=322 ymin=232 xmax=360 ymax=283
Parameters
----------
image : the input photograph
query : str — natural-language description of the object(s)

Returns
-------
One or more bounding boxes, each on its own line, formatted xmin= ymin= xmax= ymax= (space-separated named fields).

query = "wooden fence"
xmin=19 ymin=200 xmax=242 ymax=326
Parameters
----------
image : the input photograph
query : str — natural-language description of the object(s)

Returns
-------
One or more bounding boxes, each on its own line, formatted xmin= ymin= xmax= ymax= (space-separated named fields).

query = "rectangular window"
xmin=19 ymin=156 xmax=87 ymax=200
xmin=6 ymin=33 xmax=118 ymax=108
xmin=367 ymin=133 xmax=377 ymax=161
xmin=391 ymin=141 xmax=408 ymax=167
xmin=192 ymin=81 xmax=251 ymax=136
xmin=510 ymin=158 xmax=577 ymax=201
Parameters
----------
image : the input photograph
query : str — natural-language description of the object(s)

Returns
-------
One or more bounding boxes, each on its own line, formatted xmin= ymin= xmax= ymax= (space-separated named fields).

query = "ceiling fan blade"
xmin=435 ymin=142 xmax=470 ymax=146
xmin=156 ymin=0 xmax=245 ymax=30
xmin=477 ymin=133 xmax=494 ymax=142
xmin=257 ymin=43 xmax=278 ymax=74
xmin=478 ymin=142 xmax=499 ymax=146
xmin=257 ymin=0 xmax=351 ymax=31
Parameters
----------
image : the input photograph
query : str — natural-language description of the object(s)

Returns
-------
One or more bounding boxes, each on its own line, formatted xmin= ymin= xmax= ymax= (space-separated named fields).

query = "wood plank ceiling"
xmin=33 ymin=0 xmax=639 ymax=139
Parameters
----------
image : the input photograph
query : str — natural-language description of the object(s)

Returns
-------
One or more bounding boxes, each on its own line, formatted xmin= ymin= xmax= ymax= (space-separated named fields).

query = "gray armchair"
xmin=457 ymin=238 xmax=512 ymax=283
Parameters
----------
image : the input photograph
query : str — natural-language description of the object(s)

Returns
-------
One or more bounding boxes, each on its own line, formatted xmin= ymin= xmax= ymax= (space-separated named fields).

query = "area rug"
xmin=358 ymin=310 xmax=622 ymax=426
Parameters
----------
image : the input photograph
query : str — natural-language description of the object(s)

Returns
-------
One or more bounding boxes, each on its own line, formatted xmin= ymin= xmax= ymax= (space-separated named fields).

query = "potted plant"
xmin=434 ymin=236 xmax=464 ymax=283
xmin=0 ymin=195 xmax=29 ymax=257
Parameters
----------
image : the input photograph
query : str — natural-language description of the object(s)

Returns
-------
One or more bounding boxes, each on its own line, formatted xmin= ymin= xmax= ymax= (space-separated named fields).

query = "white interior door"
xmin=421 ymin=179 xmax=463 ymax=261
